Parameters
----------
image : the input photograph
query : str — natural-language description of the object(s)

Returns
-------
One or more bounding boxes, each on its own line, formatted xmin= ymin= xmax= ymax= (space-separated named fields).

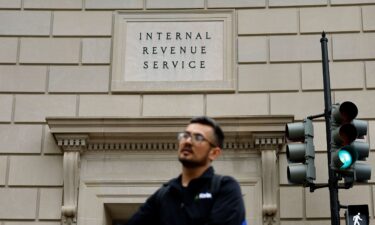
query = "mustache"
xmin=180 ymin=144 xmax=193 ymax=152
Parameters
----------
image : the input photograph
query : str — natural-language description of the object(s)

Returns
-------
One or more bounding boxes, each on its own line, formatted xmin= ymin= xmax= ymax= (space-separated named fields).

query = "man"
xmin=127 ymin=116 xmax=246 ymax=225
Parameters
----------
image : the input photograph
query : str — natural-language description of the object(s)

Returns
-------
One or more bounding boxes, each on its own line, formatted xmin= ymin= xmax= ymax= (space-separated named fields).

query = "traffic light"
xmin=330 ymin=101 xmax=371 ymax=184
xmin=285 ymin=118 xmax=315 ymax=185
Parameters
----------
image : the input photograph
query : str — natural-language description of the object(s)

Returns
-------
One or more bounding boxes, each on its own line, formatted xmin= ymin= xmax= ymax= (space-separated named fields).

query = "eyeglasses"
xmin=177 ymin=131 xmax=217 ymax=147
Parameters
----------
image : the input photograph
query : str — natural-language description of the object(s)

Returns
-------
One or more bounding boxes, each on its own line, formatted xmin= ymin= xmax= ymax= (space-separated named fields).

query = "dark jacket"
xmin=126 ymin=167 xmax=246 ymax=225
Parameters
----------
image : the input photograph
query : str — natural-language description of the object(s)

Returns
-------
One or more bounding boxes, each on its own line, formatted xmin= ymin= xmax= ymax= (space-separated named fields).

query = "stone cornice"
xmin=46 ymin=116 xmax=293 ymax=152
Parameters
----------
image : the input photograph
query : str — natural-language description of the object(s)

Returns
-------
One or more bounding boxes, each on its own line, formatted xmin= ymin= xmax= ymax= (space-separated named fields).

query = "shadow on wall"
xmin=105 ymin=203 xmax=141 ymax=225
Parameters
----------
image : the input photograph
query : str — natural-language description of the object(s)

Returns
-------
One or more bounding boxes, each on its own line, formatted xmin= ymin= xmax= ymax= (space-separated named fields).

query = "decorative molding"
xmin=261 ymin=149 xmax=278 ymax=225
xmin=84 ymin=140 xmax=255 ymax=152
xmin=87 ymin=142 xmax=178 ymax=152
xmin=53 ymin=135 xmax=87 ymax=225
xmin=46 ymin=116 xmax=293 ymax=224
xmin=111 ymin=10 xmax=236 ymax=93
xmin=253 ymin=134 xmax=284 ymax=224
xmin=56 ymin=134 xmax=88 ymax=152
xmin=254 ymin=136 xmax=284 ymax=150
xmin=46 ymin=116 xmax=292 ymax=153
xmin=62 ymin=151 xmax=80 ymax=225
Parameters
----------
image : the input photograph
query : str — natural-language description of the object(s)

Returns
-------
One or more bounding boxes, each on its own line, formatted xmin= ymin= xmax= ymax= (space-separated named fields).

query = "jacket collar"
xmin=169 ymin=166 xmax=215 ymax=192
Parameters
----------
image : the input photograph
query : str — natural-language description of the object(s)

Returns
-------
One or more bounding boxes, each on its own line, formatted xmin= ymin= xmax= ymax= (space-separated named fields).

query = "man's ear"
xmin=209 ymin=147 xmax=222 ymax=161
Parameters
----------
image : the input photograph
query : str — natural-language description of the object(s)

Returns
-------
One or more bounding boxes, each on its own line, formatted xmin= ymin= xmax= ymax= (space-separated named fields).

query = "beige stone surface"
xmin=0 ymin=0 xmax=21 ymax=8
xmin=331 ymin=0 xmax=375 ymax=4
xmin=207 ymin=0 xmax=265 ymax=8
xmin=0 ymin=66 xmax=46 ymax=92
xmin=369 ymin=121 xmax=375 ymax=150
xmin=85 ymin=0 xmax=143 ymax=9
xmin=53 ymin=11 xmax=112 ymax=36
xmin=0 ymin=188 xmax=37 ymax=219
xmin=237 ymin=36 xmax=268 ymax=63
xmin=278 ymin=153 xmax=287 ymax=184
xmin=39 ymin=188 xmax=62 ymax=219
xmin=206 ymin=94 xmax=268 ymax=116
xmin=0 ymin=156 xmax=6 ymax=185
xmin=82 ymin=38 xmax=111 ymax=64
xmin=281 ymin=221 xmax=331 ymax=225
xmin=23 ymin=0 xmax=82 ymax=9
xmin=143 ymin=95 xmax=204 ymax=117
xmin=313 ymin=153 xmax=329 ymax=184
xmin=0 ymin=38 xmax=17 ymax=63
xmin=366 ymin=61 xmax=375 ymax=88
xmin=79 ymin=95 xmax=141 ymax=117
xmin=0 ymin=11 xmax=50 ymax=35
xmin=146 ymin=0 xmax=204 ymax=8
xmin=305 ymin=188 xmax=331 ymax=218
xmin=334 ymin=90 xmax=375 ymax=119
xmin=0 ymin=125 xmax=43 ymax=154
xmin=363 ymin=6 xmax=375 ymax=31
xmin=238 ymin=9 xmax=298 ymax=35
xmin=270 ymin=92 xmax=324 ymax=120
xmin=333 ymin=33 xmax=375 ymax=60
xmin=269 ymin=0 xmax=327 ymax=6
xmin=279 ymin=186 xmax=303 ymax=218
xmin=238 ymin=64 xmax=300 ymax=92
xmin=300 ymin=7 xmax=361 ymax=33
xmin=302 ymin=62 xmax=364 ymax=90
xmin=0 ymin=95 xmax=12 ymax=122
xmin=313 ymin=121 xmax=328 ymax=152
xmin=20 ymin=38 xmax=80 ymax=64
xmin=49 ymin=66 xmax=109 ymax=93
xmin=43 ymin=126 xmax=61 ymax=155
xmin=270 ymin=35 xmax=322 ymax=62
xmin=367 ymin=152 xmax=375 ymax=183
xmin=8 ymin=156 xmax=63 ymax=186
xmin=330 ymin=62 xmax=364 ymax=89
xmin=14 ymin=95 xmax=76 ymax=122
xmin=340 ymin=185 xmax=372 ymax=217
xmin=82 ymin=154 xmax=181 ymax=181
xmin=4 ymin=222 xmax=60 ymax=225
xmin=301 ymin=63 xmax=323 ymax=90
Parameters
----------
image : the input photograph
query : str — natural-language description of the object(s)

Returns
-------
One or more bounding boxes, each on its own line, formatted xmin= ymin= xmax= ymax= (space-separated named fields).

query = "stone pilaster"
xmin=255 ymin=135 xmax=283 ymax=225
xmin=56 ymin=135 xmax=88 ymax=225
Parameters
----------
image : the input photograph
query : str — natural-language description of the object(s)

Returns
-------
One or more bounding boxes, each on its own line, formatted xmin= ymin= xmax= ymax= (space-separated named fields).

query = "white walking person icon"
xmin=353 ymin=212 xmax=362 ymax=225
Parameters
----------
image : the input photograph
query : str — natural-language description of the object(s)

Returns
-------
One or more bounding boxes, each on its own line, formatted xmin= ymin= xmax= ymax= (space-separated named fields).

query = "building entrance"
xmin=77 ymin=151 xmax=261 ymax=225
xmin=46 ymin=116 xmax=292 ymax=225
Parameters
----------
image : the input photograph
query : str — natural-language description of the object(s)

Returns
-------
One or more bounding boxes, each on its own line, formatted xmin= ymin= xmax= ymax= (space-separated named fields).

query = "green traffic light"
xmin=338 ymin=149 xmax=353 ymax=169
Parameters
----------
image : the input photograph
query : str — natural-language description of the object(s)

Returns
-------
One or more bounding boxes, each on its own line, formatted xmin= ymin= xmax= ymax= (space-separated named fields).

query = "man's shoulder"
xmin=214 ymin=174 xmax=242 ymax=194
xmin=215 ymin=174 xmax=240 ymax=186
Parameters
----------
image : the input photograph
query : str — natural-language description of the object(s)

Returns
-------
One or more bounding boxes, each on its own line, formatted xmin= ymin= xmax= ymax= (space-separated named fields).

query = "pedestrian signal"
xmin=345 ymin=204 xmax=369 ymax=225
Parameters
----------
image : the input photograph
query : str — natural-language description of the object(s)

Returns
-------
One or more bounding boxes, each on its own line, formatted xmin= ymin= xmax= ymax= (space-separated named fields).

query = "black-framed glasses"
xmin=177 ymin=131 xmax=217 ymax=147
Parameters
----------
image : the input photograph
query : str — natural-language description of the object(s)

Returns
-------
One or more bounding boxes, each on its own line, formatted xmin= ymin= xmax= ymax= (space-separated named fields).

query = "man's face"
xmin=178 ymin=123 xmax=219 ymax=168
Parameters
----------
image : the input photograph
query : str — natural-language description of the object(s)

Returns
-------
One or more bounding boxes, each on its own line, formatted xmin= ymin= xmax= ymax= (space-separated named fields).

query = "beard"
xmin=178 ymin=156 xmax=207 ymax=168
xmin=178 ymin=145 xmax=210 ymax=168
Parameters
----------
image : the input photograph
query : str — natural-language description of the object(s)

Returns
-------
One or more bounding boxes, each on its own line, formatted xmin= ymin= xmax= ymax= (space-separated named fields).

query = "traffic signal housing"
xmin=285 ymin=118 xmax=316 ymax=185
xmin=330 ymin=101 xmax=371 ymax=184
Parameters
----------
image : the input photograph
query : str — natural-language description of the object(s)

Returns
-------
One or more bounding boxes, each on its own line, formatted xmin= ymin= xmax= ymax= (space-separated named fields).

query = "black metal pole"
xmin=320 ymin=32 xmax=340 ymax=225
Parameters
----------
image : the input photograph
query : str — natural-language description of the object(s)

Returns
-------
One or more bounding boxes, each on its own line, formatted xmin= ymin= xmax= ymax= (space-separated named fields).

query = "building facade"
xmin=0 ymin=0 xmax=375 ymax=225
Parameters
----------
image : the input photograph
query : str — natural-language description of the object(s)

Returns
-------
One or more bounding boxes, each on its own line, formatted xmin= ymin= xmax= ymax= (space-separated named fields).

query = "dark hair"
xmin=189 ymin=116 xmax=224 ymax=149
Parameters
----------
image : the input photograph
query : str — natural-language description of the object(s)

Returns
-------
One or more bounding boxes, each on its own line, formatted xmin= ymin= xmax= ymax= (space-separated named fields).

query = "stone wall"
xmin=0 ymin=0 xmax=374 ymax=224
